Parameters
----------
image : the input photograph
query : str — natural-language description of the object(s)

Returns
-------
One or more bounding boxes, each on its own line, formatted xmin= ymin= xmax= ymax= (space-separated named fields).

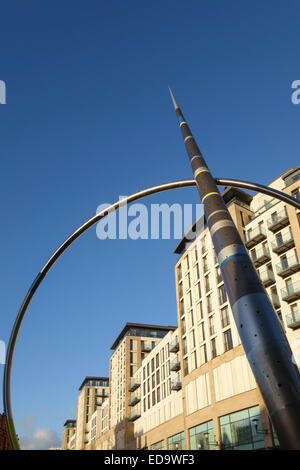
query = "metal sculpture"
xmin=169 ymin=88 xmax=300 ymax=450
xmin=3 ymin=178 xmax=300 ymax=448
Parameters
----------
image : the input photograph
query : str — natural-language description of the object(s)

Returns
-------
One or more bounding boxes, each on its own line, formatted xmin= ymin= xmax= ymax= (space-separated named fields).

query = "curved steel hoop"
xmin=3 ymin=177 xmax=300 ymax=449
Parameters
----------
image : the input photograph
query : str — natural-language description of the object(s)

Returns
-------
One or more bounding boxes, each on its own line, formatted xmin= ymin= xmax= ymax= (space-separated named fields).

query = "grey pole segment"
xmin=3 ymin=178 xmax=300 ymax=449
xmin=169 ymin=89 xmax=300 ymax=449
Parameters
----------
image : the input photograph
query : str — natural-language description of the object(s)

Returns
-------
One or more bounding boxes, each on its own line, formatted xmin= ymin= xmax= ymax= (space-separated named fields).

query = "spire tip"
xmin=168 ymin=86 xmax=179 ymax=110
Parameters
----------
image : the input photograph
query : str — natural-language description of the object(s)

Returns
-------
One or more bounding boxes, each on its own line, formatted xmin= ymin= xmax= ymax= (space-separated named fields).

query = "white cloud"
xmin=20 ymin=428 xmax=61 ymax=450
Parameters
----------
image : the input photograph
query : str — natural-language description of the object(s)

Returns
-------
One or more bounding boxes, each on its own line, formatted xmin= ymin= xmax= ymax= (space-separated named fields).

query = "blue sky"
xmin=0 ymin=0 xmax=299 ymax=448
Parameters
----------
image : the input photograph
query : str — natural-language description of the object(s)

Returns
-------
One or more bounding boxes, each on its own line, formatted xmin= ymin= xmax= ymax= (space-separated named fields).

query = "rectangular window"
xmin=211 ymin=338 xmax=217 ymax=359
xmin=197 ymin=302 xmax=203 ymax=321
xmin=183 ymin=357 xmax=189 ymax=376
xmin=224 ymin=329 xmax=233 ymax=352
xmin=207 ymin=294 xmax=213 ymax=314
xmin=156 ymin=353 xmax=159 ymax=368
xmin=205 ymin=274 xmax=210 ymax=293
xmin=200 ymin=344 xmax=207 ymax=364
xmin=203 ymin=256 xmax=208 ymax=273
xmin=221 ymin=306 xmax=230 ymax=328
xmin=209 ymin=315 xmax=215 ymax=336
xmin=196 ymin=282 xmax=201 ymax=300
xmin=219 ymin=285 xmax=227 ymax=305
xmin=200 ymin=322 xmax=205 ymax=342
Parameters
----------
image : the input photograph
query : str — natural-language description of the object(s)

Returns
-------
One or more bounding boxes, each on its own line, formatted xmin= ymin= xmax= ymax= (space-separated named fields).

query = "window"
xmin=221 ymin=306 xmax=230 ymax=328
xmin=211 ymin=338 xmax=217 ymax=358
xmin=194 ymin=264 xmax=200 ymax=280
xmin=209 ymin=316 xmax=215 ymax=336
xmin=151 ymin=440 xmax=164 ymax=450
xmin=197 ymin=302 xmax=203 ymax=321
xmin=224 ymin=329 xmax=233 ymax=352
xmin=190 ymin=330 xmax=196 ymax=349
xmin=205 ymin=275 xmax=210 ymax=293
xmin=190 ymin=309 xmax=194 ymax=327
xmin=196 ymin=282 xmax=201 ymax=300
xmin=186 ymin=273 xmax=191 ymax=290
xmin=183 ymin=357 xmax=189 ymax=376
xmin=189 ymin=420 xmax=215 ymax=450
xmin=218 ymin=285 xmax=227 ymax=305
xmin=200 ymin=344 xmax=207 ymax=364
xmin=220 ymin=406 xmax=265 ymax=450
xmin=200 ymin=322 xmax=205 ymax=342
xmin=168 ymin=432 xmax=186 ymax=450
xmin=156 ymin=353 xmax=159 ymax=368
xmin=292 ymin=188 xmax=300 ymax=201
xmin=207 ymin=294 xmax=213 ymax=313
xmin=193 ymin=350 xmax=198 ymax=369
xmin=186 ymin=255 xmax=190 ymax=271
xmin=203 ymin=256 xmax=208 ymax=273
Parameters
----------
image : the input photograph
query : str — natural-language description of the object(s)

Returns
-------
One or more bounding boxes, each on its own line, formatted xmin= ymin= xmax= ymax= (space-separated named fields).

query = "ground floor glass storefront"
xmin=189 ymin=420 xmax=215 ymax=450
xmin=151 ymin=440 xmax=164 ymax=450
xmin=219 ymin=405 xmax=265 ymax=450
xmin=168 ymin=431 xmax=186 ymax=450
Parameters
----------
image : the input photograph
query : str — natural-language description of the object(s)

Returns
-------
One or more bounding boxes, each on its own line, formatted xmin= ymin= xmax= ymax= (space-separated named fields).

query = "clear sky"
xmin=0 ymin=0 xmax=299 ymax=449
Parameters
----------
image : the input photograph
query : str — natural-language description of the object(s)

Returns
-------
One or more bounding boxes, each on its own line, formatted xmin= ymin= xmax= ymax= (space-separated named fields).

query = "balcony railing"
xmin=281 ymin=280 xmax=300 ymax=303
xmin=244 ymin=226 xmax=267 ymax=249
xmin=170 ymin=355 xmax=181 ymax=372
xmin=267 ymin=208 xmax=289 ymax=232
xmin=276 ymin=255 xmax=300 ymax=278
xmin=128 ymin=393 xmax=141 ymax=407
xmin=169 ymin=337 xmax=179 ymax=353
xmin=251 ymin=246 xmax=271 ymax=268
xmin=129 ymin=407 xmax=141 ymax=422
xmin=271 ymin=232 xmax=295 ymax=255
xmin=171 ymin=375 xmax=182 ymax=391
xmin=270 ymin=292 xmax=281 ymax=309
xmin=259 ymin=269 xmax=275 ymax=287
xmin=286 ymin=310 xmax=300 ymax=329
xmin=128 ymin=379 xmax=140 ymax=392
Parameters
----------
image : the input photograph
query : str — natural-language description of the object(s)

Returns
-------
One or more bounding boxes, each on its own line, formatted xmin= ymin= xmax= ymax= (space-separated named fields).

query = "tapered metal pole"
xmin=169 ymin=88 xmax=300 ymax=449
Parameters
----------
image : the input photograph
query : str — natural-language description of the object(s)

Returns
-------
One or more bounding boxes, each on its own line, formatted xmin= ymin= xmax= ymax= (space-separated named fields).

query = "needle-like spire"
xmin=168 ymin=86 xmax=179 ymax=110
xmin=169 ymin=89 xmax=300 ymax=450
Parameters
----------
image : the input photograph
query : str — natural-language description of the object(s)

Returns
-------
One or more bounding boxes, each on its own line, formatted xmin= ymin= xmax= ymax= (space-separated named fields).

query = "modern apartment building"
xmin=72 ymin=376 xmax=109 ymax=450
xmin=62 ymin=167 xmax=300 ymax=450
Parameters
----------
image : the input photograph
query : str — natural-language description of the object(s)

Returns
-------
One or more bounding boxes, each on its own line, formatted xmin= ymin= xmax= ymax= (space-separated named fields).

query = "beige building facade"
xmin=62 ymin=167 xmax=300 ymax=450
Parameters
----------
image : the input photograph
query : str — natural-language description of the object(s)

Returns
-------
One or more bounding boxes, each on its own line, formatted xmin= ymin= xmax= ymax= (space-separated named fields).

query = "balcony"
xmin=281 ymin=281 xmax=300 ymax=303
xmin=170 ymin=355 xmax=181 ymax=372
xmin=169 ymin=337 xmax=179 ymax=353
xmin=271 ymin=233 xmax=295 ymax=255
xmin=244 ymin=226 xmax=267 ymax=249
xmin=128 ymin=393 xmax=141 ymax=407
xmin=270 ymin=292 xmax=281 ymax=309
xmin=286 ymin=310 xmax=300 ymax=329
xmin=129 ymin=407 xmax=141 ymax=422
xmin=128 ymin=379 xmax=140 ymax=392
xmin=251 ymin=246 xmax=271 ymax=268
xmin=267 ymin=208 xmax=289 ymax=233
xmin=276 ymin=255 xmax=300 ymax=278
xmin=141 ymin=342 xmax=152 ymax=353
xmin=259 ymin=269 xmax=275 ymax=287
xmin=171 ymin=375 xmax=182 ymax=391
